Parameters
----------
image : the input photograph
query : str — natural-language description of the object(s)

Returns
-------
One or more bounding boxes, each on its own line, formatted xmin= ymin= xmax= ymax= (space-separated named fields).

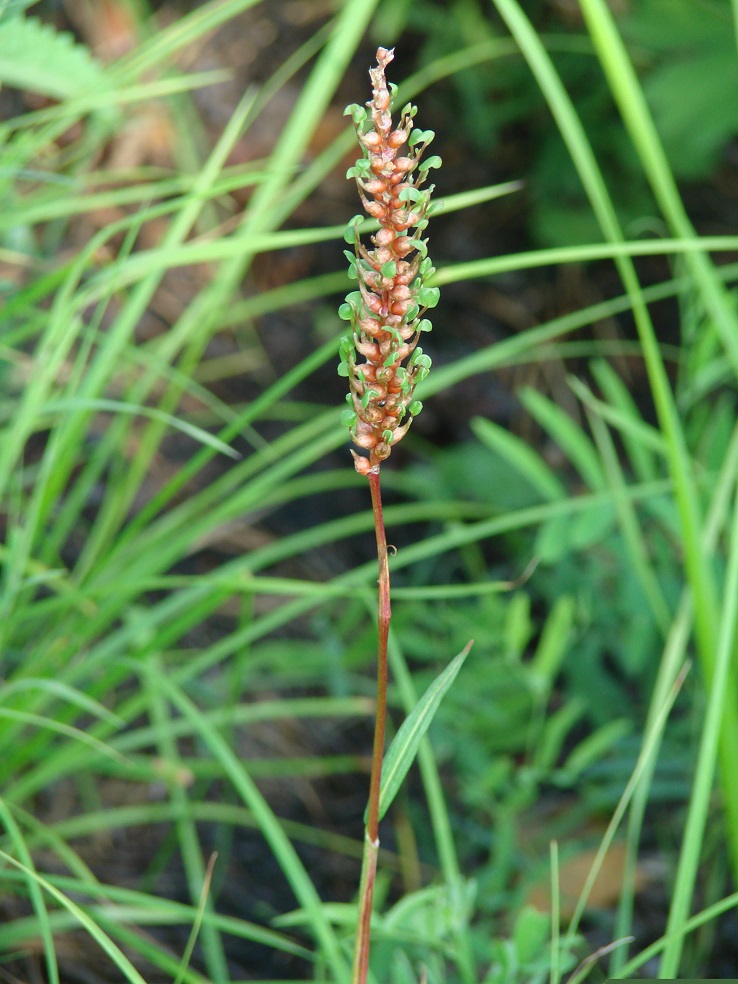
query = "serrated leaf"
xmin=0 ymin=14 xmax=105 ymax=99
xmin=372 ymin=642 xmax=473 ymax=823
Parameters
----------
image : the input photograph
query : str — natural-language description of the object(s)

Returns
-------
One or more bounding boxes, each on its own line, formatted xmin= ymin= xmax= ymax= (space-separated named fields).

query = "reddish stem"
xmin=366 ymin=467 xmax=390 ymax=842
xmin=351 ymin=466 xmax=391 ymax=984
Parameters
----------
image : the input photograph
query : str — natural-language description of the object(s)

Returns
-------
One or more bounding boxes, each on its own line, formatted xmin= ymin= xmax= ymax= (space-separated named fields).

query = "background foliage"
xmin=1 ymin=0 xmax=738 ymax=980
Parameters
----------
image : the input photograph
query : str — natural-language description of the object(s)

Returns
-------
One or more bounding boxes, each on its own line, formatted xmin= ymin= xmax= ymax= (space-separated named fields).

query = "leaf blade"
xmin=374 ymin=641 xmax=473 ymax=823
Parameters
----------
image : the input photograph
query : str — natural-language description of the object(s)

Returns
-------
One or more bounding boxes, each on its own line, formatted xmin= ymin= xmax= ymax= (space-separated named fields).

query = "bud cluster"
xmin=338 ymin=47 xmax=441 ymax=475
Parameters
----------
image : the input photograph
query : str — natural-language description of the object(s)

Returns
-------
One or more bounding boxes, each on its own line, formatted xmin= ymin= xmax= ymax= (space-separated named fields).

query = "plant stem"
xmin=351 ymin=466 xmax=390 ymax=984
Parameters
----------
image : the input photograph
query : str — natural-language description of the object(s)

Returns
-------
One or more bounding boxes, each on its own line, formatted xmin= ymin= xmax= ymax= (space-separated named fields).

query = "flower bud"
xmin=392 ymin=210 xmax=419 ymax=231
xmin=364 ymin=199 xmax=386 ymax=220
xmin=350 ymin=450 xmax=372 ymax=475
xmin=391 ymin=283 xmax=411 ymax=301
xmin=363 ymin=178 xmax=387 ymax=196
xmin=341 ymin=47 xmax=438 ymax=471
xmin=361 ymin=130 xmax=382 ymax=150
xmin=373 ymin=228 xmax=395 ymax=246
xmin=393 ymin=237 xmax=414 ymax=257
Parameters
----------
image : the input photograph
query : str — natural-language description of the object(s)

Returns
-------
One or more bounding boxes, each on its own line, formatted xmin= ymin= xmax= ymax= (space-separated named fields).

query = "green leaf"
xmin=343 ymin=103 xmax=368 ymax=126
xmin=42 ymin=398 xmax=239 ymax=460
xmin=343 ymin=217 xmax=362 ymax=245
xmin=398 ymin=186 xmax=423 ymax=203
xmin=380 ymin=261 xmax=397 ymax=279
xmin=563 ymin=718 xmax=632 ymax=777
xmin=339 ymin=291 xmax=361 ymax=321
xmin=349 ymin=158 xmax=372 ymax=178
xmin=418 ymin=155 xmax=442 ymax=172
xmin=644 ymin=48 xmax=738 ymax=180
xmin=408 ymin=400 xmax=423 ymax=416
xmin=373 ymin=642 xmax=473 ymax=823
xmin=409 ymin=128 xmax=435 ymax=147
xmin=513 ymin=906 xmax=550 ymax=963
xmin=470 ymin=417 xmax=565 ymax=502
xmin=404 ymin=237 xmax=427 ymax=257
xmin=530 ymin=595 xmax=575 ymax=690
xmin=520 ymin=387 xmax=605 ymax=491
xmin=361 ymin=388 xmax=379 ymax=410
xmin=417 ymin=286 xmax=440 ymax=308
xmin=0 ymin=14 xmax=105 ymax=99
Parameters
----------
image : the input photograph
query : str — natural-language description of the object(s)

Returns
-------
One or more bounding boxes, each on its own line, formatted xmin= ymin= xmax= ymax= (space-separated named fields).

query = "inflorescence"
xmin=338 ymin=47 xmax=441 ymax=475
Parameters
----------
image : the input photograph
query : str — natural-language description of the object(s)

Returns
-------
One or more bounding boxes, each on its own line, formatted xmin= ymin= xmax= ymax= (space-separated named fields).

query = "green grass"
xmin=1 ymin=0 xmax=738 ymax=980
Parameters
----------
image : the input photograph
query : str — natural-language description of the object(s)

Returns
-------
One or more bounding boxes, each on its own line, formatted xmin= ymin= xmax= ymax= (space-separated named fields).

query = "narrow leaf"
xmin=41 ymin=398 xmax=240 ymax=460
xmin=373 ymin=641 xmax=473 ymax=823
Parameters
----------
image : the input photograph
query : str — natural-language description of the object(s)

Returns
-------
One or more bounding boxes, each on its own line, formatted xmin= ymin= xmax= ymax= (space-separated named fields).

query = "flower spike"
xmin=339 ymin=47 xmax=441 ymax=475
